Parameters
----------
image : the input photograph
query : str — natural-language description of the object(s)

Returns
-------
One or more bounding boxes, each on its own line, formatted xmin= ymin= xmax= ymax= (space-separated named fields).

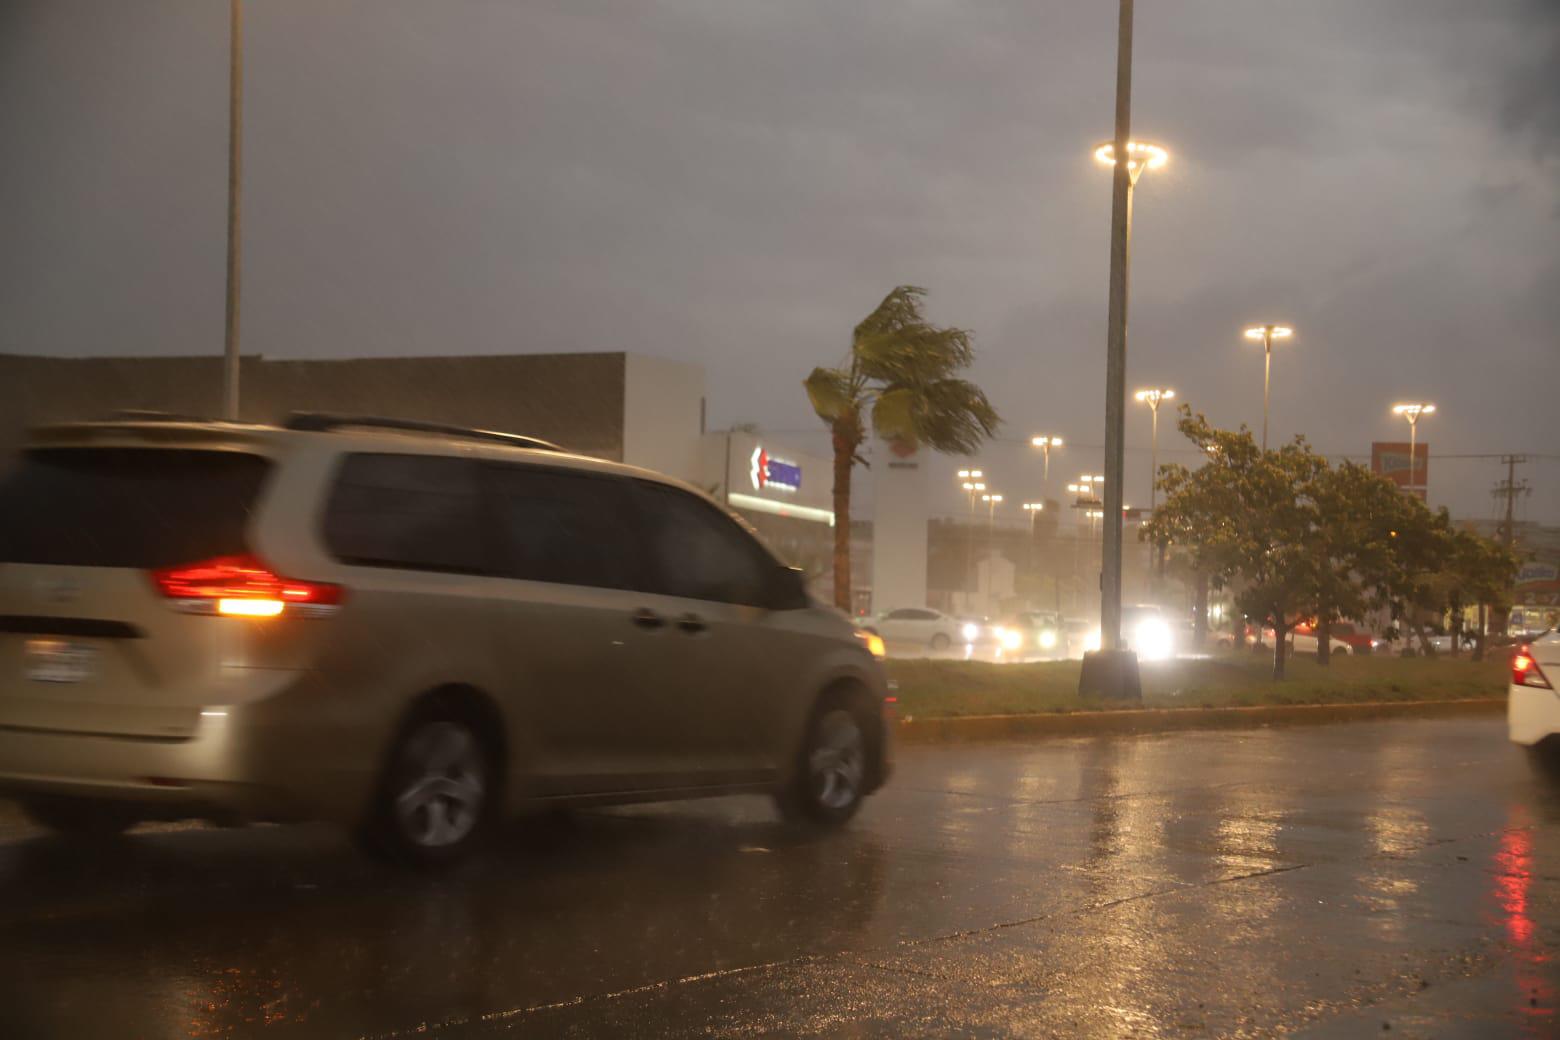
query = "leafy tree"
xmin=1305 ymin=461 xmax=1408 ymax=665
xmin=804 ymin=286 xmax=999 ymax=610
xmin=1148 ymin=410 xmax=1324 ymax=679
xmin=1445 ymin=529 xmax=1516 ymax=660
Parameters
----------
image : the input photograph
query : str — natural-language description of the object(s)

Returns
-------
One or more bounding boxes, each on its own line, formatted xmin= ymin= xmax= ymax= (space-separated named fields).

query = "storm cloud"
xmin=1 ymin=0 xmax=1555 ymax=522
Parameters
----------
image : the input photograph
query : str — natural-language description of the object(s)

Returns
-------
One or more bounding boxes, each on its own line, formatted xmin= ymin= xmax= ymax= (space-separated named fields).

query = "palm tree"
xmin=805 ymin=286 xmax=1000 ymax=611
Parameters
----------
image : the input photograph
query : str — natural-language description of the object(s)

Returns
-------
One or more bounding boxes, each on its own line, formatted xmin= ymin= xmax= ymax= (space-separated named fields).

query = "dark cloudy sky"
xmin=2 ymin=0 xmax=1556 ymax=524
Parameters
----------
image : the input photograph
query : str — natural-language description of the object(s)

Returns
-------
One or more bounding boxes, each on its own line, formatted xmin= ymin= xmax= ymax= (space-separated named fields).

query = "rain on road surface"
xmin=0 ymin=717 xmax=1555 ymax=1039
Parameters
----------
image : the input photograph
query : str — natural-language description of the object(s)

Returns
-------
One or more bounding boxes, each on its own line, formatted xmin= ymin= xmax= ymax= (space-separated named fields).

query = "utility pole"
xmin=1491 ymin=454 xmax=1529 ymax=639
xmin=1494 ymin=454 xmax=1530 ymax=550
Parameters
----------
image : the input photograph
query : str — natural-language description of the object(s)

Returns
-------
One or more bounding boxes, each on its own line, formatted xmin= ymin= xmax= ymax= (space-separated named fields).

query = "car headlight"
xmin=961 ymin=621 xmax=980 ymax=643
xmin=1085 ymin=628 xmax=1102 ymax=653
xmin=999 ymin=627 xmax=1022 ymax=651
xmin=1134 ymin=618 xmax=1174 ymax=662
xmin=1038 ymin=629 xmax=1057 ymax=650
xmin=855 ymin=630 xmax=886 ymax=659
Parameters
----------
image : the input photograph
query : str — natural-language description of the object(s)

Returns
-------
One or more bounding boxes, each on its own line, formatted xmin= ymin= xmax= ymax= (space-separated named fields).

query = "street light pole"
xmin=982 ymin=493 xmax=1003 ymax=613
xmin=958 ymin=470 xmax=984 ymax=612
xmin=222 ymin=0 xmax=244 ymax=421
xmin=1098 ymin=0 xmax=1136 ymax=661
xmin=1133 ymin=389 xmax=1174 ymax=513
xmin=1090 ymin=1 xmax=1165 ymax=671
xmin=1030 ymin=435 xmax=1064 ymax=501
xmin=1243 ymin=324 xmax=1293 ymax=451
xmin=1391 ymin=403 xmax=1437 ymax=498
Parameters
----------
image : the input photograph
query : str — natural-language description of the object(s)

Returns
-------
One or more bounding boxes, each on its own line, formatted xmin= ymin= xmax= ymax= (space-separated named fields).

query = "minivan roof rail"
xmin=107 ymin=409 xmax=219 ymax=423
xmin=283 ymin=413 xmax=563 ymax=452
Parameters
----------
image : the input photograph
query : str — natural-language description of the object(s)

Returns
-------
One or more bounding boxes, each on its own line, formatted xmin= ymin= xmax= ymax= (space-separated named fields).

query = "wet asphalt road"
xmin=0 ymin=717 xmax=1556 ymax=1039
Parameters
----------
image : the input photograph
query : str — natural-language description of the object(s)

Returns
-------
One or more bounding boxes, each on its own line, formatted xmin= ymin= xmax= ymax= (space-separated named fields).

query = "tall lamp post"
xmin=958 ymin=470 xmax=985 ymax=609
xmin=1391 ymin=402 xmax=1436 ymax=498
xmin=223 ymin=0 xmax=244 ymax=420
xmin=1090 ymin=0 xmax=1166 ymax=682
xmin=1029 ymin=435 xmax=1064 ymax=499
xmin=981 ymin=493 xmax=1004 ymax=612
xmin=1021 ymin=501 xmax=1045 ymax=581
xmin=1132 ymin=388 xmax=1174 ymax=513
xmin=1242 ymin=324 xmax=1293 ymax=451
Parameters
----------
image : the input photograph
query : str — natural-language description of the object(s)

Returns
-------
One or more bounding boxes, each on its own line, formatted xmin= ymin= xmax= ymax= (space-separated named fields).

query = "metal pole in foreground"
xmin=1098 ymin=0 xmax=1134 ymax=658
xmin=222 ymin=0 xmax=244 ymax=420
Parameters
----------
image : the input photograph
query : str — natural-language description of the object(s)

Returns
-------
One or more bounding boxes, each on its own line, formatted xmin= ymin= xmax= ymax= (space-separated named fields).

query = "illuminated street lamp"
xmin=1029 ymin=435 xmax=1064 ymax=495
xmin=1391 ymin=402 xmax=1437 ymax=495
xmin=1133 ymin=388 xmax=1175 ymax=513
xmin=1243 ymin=324 xmax=1294 ymax=451
xmin=1093 ymin=124 xmax=1169 ymax=664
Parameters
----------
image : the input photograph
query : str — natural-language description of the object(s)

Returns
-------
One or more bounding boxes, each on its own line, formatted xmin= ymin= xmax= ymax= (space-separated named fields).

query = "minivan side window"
xmin=323 ymin=454 xmax=487 ymax=574
xmin=488 ymin=464 xmax=641 ymax=590
xmin=631 ymin=481 xmax=773 ymax=605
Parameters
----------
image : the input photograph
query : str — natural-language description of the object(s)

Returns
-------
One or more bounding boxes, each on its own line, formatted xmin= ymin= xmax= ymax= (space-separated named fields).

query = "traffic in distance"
xmin=0 ymin=415 xmax=894 ymax=866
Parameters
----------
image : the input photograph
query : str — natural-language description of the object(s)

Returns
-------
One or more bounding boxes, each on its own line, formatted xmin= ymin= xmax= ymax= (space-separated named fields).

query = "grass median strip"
xmin=886 ymin=654 xmax=1508 ymax=720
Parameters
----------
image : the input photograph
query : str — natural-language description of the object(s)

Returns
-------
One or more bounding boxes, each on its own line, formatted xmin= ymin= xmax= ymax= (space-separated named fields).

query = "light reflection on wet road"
xmin=0 ymin=718 xmax=1555 ymax=1038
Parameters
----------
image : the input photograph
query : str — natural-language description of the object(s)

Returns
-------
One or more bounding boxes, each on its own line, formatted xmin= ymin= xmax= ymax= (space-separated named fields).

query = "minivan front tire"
xmin=360 ymin=714 xmax=493 ymax=868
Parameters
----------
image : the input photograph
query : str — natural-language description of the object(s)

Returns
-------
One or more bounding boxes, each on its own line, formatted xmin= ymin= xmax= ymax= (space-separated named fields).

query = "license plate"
xmin=24 ymin=639 xmax=98 ymax=684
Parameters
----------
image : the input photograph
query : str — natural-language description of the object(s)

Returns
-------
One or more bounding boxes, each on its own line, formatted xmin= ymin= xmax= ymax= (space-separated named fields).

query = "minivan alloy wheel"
xmin=394 ymin=721 xmax=486 ymax=848
xmin=809 ymin=709 xmax=865 ymax=810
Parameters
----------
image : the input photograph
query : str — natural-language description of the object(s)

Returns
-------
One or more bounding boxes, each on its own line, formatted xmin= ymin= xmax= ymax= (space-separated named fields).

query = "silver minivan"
xmin=0 ymin=415 xmax=892 ymax=865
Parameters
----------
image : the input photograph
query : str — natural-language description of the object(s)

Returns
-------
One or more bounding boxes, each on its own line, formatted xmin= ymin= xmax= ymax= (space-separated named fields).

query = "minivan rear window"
xmin=0 ymin=448 xmax=270 ymax=568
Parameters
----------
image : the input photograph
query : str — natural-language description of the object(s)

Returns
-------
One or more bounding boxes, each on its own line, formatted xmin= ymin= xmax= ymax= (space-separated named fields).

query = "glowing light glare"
xmin=1030 ymin=435 xmax=1064 ymax=448
xmin=217 ymin=598 xmax=284 ymax=617
xmin=1023 ymin=502 xmax=1044 ymax=511
xmin=1134 ymin=618 xmax=1175 ymax=662
xmin=957 ymin=468 xmax=984 ymax=479
xmin=856 ymin=630 xmax=887 ymax=659
xmin=983 ymin=493 xmax=1004 ymax=504
xmin=1135 ymin=387 xmax=1176 ymax=404
xmin=998 ymin=627 xmax=1023 ymax=652
xmin=1038 ymin=629 xmax=1058 ymax=650
xmin=961 ymin=621 xmax=981 ymax=643
xmin=1244 ymin=325 xmax=1294 ymax=340
xmin=1392 ymin=402 xmax=1437 ymax=417
xmin=1093 ymin=140 xmax=1168 ymax=171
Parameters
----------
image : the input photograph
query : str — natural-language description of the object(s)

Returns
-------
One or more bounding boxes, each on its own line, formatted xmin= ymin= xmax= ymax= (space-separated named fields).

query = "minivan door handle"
xmin=675 ymin=613 xmax=707 ymax=634
xmin=632 ymin=608 xmax=665 ymax=630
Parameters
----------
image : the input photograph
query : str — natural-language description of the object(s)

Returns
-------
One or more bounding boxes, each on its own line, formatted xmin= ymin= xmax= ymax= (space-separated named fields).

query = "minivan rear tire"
xmin=775 ymin=696 xmax=871 ymax=827
xmin=22 ymin=796 xmax=141 ymax=838
xmin=359 ymin=713 xmax=494 ymax=868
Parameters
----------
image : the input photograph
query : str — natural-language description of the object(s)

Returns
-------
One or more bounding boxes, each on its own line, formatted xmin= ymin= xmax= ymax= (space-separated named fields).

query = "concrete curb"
xmin=896 ymin=697 xmax=1505 ymax=744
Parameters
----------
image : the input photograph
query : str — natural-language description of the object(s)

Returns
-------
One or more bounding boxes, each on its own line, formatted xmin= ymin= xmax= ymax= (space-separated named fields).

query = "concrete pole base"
xmin=1079 ymin=648 xmax=1143 ymax=701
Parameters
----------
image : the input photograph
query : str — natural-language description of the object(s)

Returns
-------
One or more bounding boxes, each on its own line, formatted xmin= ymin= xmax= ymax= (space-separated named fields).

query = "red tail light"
xmin=152 ymin=554 xmax=342 ymax=617
xmin=1512 ymin=647 xmax=1551 ymax=689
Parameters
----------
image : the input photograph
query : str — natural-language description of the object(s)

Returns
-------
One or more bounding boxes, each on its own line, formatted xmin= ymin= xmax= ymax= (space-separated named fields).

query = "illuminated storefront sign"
xmin=750 ymin=446 xmax=801 ymax=493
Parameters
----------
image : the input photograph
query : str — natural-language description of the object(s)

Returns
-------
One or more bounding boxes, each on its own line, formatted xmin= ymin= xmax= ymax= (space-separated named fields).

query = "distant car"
xmin=1302 ymin=621 xmax=1380 ymax=655
xmin=993 ymin=611 xmax=1064 ymax=660
xmin=1280 ymin=626 xmax=1354 ymax=657
xmin=1509 ymin=631 xmax=1560 ymax=776
xmin=868 ymin=607 xmax=970 ymax=652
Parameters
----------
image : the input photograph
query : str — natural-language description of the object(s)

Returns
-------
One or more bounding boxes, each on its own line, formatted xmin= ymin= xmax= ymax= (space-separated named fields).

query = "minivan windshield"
xmin=0 ymin=448 xmax=270 ymax=568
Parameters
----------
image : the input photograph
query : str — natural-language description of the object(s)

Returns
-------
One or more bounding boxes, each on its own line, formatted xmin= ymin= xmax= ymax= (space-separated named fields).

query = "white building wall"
xmin=869 ymin=440 xmax=929 ymax=612
xmin=621 ymin=354 xmax=707 ymax=483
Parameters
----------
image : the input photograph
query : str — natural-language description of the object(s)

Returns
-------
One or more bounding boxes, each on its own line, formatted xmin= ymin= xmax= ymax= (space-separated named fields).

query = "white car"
xmin=868 ymin=608 xmax=975 ymax=653
xmin=1289 ymin=630 xmax=1353 ymax=657
xmin=1510 ymin=632 xmax=1560 ymax=772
